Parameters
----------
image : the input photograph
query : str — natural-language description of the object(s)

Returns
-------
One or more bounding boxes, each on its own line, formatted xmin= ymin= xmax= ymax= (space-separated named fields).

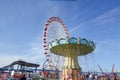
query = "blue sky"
xmin=0 ymin=0 xmax=120 ymax=72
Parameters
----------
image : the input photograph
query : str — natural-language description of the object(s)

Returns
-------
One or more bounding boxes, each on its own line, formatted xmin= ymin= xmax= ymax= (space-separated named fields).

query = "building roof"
xmin=1 ymin=60 xmax=40 ymax=69
xmin=9 ymin=60 xmax=40 ymax=67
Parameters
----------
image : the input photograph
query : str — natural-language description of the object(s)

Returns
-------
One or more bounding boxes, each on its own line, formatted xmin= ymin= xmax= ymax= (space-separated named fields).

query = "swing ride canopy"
xmin=48 ymin=37 xmax=96 ymax=56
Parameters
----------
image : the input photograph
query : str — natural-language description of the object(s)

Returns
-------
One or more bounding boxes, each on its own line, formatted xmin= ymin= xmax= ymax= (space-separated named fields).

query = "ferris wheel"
xmin=43 ymin=17 xmax=69 ymax=70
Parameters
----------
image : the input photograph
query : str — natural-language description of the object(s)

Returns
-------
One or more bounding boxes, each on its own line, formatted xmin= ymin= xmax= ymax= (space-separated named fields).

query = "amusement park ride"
xmin=42 ymin=17 xmax=96 ymax=80
xmin=98 ymin=64 xmax=116 ymax=80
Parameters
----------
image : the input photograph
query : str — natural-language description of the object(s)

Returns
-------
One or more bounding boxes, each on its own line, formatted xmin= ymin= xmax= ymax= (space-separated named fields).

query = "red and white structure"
xmin=42 ymin=17 xmax=69 ymax=70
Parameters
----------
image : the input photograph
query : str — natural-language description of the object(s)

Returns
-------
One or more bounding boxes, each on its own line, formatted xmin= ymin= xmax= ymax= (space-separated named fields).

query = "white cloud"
xmin=95 ymin=39 xmax=120 ymax=56
xmin=0 ymin=35 xmax=45 ymax=68
xmin=69 ymin=6 xmax=120 ymax=33
xmin=0 ymin=53 xmax=44 ymax=68
xmin=24 ymin=36 xmax=45 ymax=68
xmin=0 ymin=54 xmax=21 ymax=68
